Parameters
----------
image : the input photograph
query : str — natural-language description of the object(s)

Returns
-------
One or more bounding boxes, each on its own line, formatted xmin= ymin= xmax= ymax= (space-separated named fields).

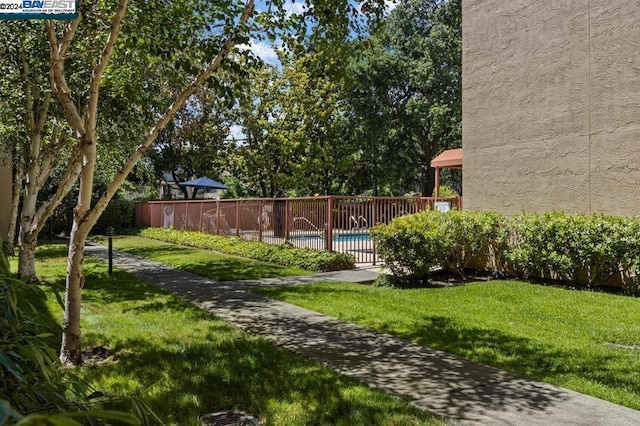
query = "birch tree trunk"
xmin=60 ymin=134 xmax=95 ymax=365
xmin=7 ymin=160 xmax=23 ymax=254
xmin=17 ymin=145 xmax=82 ymax=279
xmin=49 ymin=0 xmax=254 ymax=365
xmin=16 ymin=44 xmax=80 ymax=279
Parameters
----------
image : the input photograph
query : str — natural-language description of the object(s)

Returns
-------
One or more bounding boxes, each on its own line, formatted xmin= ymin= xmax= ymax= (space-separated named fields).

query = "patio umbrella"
xmin=177 ymin=176 xmax=229 ymax=190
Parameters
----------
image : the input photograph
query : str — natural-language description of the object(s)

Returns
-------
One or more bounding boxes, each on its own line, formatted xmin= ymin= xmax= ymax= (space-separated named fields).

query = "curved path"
xmin=85 ymin=244 xmax=640 ymax=425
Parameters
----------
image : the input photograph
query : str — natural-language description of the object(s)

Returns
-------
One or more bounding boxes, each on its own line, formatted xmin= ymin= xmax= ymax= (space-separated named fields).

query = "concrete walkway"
xmin=86 ymin=245 xmax=640 ymax=425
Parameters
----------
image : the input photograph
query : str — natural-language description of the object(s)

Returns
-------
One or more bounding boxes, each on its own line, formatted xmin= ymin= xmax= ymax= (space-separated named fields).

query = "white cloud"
xmin=254 ymin=0 xmax=308 ymax=16
xmin=282 ymin=0 xmax=307 ymax=16
xmin=236 ymin=38 xmax=282 ymax=65
xmin=384 ymin=0 xmax=398 ymax=13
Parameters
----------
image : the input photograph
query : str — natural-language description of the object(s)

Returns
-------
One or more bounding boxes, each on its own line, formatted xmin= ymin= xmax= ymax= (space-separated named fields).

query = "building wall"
xmin=463 ymin=0 xmax=640 ymax=215
xmin=0 ymin=151 xmax=12 ymax=243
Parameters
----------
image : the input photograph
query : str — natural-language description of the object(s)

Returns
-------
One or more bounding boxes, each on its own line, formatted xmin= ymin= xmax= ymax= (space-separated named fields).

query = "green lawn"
xmin=256 ymin=281 xmax=640 ymax=410
xmin=98 ymin=236 xmax=311 ymax=280
xmin=29 ymin=244 xmax=443 ymax=426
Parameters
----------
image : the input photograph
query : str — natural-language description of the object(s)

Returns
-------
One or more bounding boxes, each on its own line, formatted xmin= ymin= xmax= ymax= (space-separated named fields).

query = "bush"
xmin=0 ymin=266 xmax=67 ymax=414
xmin=139 ymin=228 xmax=356 ymax=272
xmin=94 ymin=198 xmax=135 ymax=234
xmin=372 ymin=210 xmax=504 ymax=280
xmin=373 ymin=209 xmax=640 ymax=292
xmin=371 ymin=212 xmax=447 ymax=280
xmin=504 ymin=212 xmax=640 ymax=290
xmin=439 ymin=211 xmax=505 ymax=277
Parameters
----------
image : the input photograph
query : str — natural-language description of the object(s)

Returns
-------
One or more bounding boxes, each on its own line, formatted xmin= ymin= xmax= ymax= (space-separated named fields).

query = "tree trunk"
xmin=53 ymin=0 xmax=255 ymax=367
xmin=420 ymin=133 xmax=435 ymax=196
xmin=17 ymin=235 xmax=37 ymax=281
xmin=18 ymin=133 xmax=42 ymax=280
xmin=7 ymin=162 xmax=23 ymax=254
xmin=59 ymin=227 xmax=87 ymax=366
xmin=60 ymin=135 xmax=96 ymax=366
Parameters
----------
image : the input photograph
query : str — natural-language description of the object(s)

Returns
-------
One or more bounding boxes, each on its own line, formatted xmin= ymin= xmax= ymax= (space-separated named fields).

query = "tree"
xmin=347 ymin=0 xmax=461 ymax=195
xmin=230 ymin=65 xmax=296 ymax=197
xmin=150 ymin=89 xmax=232 ymax=199
xmin=229 ymin=51 xmax=359 ymax=197
xmin=0 ymin=21 xmax=82 ymax=279
xmin=284 ymin=52 xmax=358 ymax=195
xmin=46 ymin=0 xmax=388 ymax=365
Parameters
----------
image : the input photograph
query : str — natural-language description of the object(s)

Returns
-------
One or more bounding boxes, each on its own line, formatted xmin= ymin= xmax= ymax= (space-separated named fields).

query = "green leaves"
xmin=505 ymin=212 xmax=640 ymax=290
xmin=374 ymin=209 xmax=640 ymax=292
xmin=372 ymin=210 xmax=503 ymax=280
xmin=346 ymin=0 xmax=461 ymax=195
xmin=140 ymin=227 xmax=355 ymax=271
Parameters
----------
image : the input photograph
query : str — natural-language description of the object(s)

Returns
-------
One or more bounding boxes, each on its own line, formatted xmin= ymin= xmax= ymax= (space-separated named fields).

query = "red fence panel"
xmin=134 ymin=196 xmax=461 ymax=264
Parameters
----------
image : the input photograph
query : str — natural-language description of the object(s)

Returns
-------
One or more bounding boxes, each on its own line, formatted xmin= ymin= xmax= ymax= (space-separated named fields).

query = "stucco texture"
xmin=463 ymin=0 xmax=640 ymax=215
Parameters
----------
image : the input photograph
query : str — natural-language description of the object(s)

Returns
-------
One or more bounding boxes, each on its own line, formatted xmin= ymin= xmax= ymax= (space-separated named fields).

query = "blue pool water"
xmin=334 ymin=232 xmax=371 ymax=243
xmin=290 ymin=232 xmax=371 ymax=243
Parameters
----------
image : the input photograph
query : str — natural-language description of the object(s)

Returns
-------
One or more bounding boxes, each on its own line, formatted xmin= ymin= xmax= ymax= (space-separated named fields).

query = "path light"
xmin=106 ymin=226 xmax=115 ymax=275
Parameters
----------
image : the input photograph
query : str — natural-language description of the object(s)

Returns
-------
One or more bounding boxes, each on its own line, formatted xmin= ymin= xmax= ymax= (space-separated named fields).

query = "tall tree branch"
xmin=45 ymin=20 xmax=84 ymax=133
xmin=20 ymin=50 xmax=35 ymax=136
xmin=87 ymin=0 xmax=128 ymax=132
xmin=85 ymin=0 xmax=255 ymax=230
xmin=32 ymin=146 xmax=82 ymax=237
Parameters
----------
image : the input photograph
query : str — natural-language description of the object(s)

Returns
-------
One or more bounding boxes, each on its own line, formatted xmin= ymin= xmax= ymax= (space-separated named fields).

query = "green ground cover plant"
xmin=27 ymin=244 xmax=443 ymax=426
xmin=256 ymin=280 xmax=640 ymax=410
xmin=97 ymin=235 xmax=311 ymax=281
xmin=138 ymin=228 xmax=355 ymax=272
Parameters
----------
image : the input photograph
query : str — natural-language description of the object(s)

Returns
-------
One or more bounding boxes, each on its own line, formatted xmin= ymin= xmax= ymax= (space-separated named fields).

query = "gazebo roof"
xmin=431 ymin=148 xmax=462 ymax=169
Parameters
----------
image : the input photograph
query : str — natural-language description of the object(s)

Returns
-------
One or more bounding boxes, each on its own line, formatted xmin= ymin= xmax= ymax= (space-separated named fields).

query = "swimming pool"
xmin=289 ymin=232 xmax=371 ymax=243
xmin=333 ymin=232 xmax=371 ymax=243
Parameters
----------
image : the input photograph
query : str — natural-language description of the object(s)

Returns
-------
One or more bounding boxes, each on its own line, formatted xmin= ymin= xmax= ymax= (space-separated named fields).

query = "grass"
xmin=28 ymin=244 xmax=443 ymax=425
xmin=94 ymin=236 xmax=311 ymax=281
xmin=256 ymin=280 xmax=640 ymax=410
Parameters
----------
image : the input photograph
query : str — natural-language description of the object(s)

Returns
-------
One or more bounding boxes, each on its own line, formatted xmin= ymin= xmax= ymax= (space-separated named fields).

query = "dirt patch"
xmin=82 ymin=346 xmax=112 ymax=365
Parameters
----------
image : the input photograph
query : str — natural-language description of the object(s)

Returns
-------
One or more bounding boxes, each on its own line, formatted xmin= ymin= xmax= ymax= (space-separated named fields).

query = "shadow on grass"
xmin=260 ymin=284 xmax=640 ymax=408
xmin=401 ymin=315 xmax=639 ymax=397
xmin=35 ymin=244 xmax=71 ymax=259
xmin=78 ymin=280 xmax=437 ymax=425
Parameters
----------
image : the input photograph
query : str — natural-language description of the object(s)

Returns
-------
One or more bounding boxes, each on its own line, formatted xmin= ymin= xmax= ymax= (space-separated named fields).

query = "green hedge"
xmin=504 ymin=212 xmax=640 ymax=289
xmin=139 ymin=228 xmax=356 ymax=272
xmin=371 ymin=210 xmax=504 ymax=280
xmin=372 ymin=210 xmax=640 ymax=291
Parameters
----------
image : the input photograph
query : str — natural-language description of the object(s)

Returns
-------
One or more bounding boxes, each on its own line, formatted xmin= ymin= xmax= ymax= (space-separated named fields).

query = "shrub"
xmin=94 ymin=198 xmax=135 ymax=234
xmin=371 ymin=211 xmax=447 ymax=280
xmin=138 ymin=228 xmax=355 ymax=272
xmin=372 ymin=210 xmax=640 ymax=292
xmin=439 ymin=211 xmax=505 ymax=277
xmin=503 ymin=212 xmax=573 ymax=280
xmin=0 ymin=266 xmax=67 ymax=414
xmin=372 ymin=210 xmax=504 ymax=280
xmin=504 ymin=212 xmax=640 ymax=290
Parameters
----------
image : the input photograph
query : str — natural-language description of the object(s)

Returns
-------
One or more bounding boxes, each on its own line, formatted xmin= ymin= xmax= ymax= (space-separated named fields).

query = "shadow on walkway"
xmin=85 ymin=245 xmax=640 ymax=425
